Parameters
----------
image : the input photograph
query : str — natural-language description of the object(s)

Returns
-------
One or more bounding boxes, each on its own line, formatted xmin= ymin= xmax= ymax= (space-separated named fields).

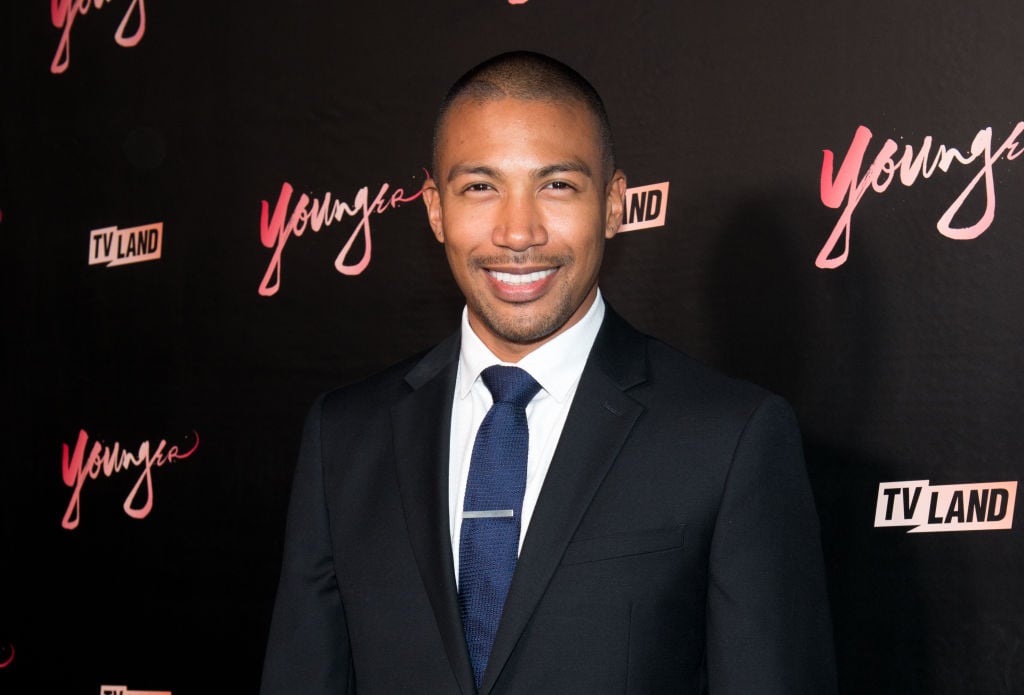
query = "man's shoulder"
xmin=596 ymin=304 xmax=780 ymax=407
xmin=644 ymin=335 xmax=769 ymax=396
xmin=602 ymin=307 xmax=752 ymax=382
xmin=317 ymin=332 xmax=459 ymax=412
xmin=620 ymin=334 xmax=803 ymax=450
xmin=609 ymin=321 xmax=789 ymax=430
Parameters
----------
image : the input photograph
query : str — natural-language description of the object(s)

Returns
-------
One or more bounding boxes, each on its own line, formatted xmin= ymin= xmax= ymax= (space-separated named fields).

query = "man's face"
xmin=422 ymin=96 xmax=626 ymax=362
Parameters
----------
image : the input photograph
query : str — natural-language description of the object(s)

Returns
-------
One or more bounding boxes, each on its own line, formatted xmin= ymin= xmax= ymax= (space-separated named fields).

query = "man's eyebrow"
xmin=446 ymin=160 xmax=594 ymax=184
xmin=535 ymin=160 xmax=593 ymax=179
xmin=447 ymin=164 xmax=500 ymax=183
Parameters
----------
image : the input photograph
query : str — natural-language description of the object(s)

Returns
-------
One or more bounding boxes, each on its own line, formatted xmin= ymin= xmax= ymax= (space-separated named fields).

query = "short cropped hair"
xmin=431 ymin=50 xmax=616 ymax=182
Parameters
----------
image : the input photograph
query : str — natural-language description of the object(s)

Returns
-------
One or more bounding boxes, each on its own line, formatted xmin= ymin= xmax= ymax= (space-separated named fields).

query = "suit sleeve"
xmin=260 ymin=395 xmax=355 ymax=695
xmin=705 ymin=394 xmax=838 ymax=695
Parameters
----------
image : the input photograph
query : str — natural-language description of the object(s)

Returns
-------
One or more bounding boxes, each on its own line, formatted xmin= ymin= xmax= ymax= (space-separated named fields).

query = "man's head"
xmin=423 ymin=51 xmax=627 ymax=363
xmin=431 ymin=51 xmax=616 ymax=185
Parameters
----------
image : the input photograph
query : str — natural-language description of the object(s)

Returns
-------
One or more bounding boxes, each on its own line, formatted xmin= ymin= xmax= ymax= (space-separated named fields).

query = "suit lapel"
xmin=481 ymin=307 xmax=649 ymax=693
xmin=392 ymin=334 xmax=477 ymax=695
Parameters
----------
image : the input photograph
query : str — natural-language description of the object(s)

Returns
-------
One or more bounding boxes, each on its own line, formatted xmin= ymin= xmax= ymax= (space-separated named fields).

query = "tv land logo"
xmin=61 ymin=428 xmax=200 ymax=530
xmin=620 ymin=182 xmax=670 ymax=233
xmin=89 ymin=223 xmax=163 ymax=267
xmin=874 ymin=479 xmax=1017 ymax=533
xmin=51 ymin=0 xmax=147 ymax=74
xmin=101 ymin=686 xmax=170 ymax=695
xmin=818 ymin=120 xmax=1024 ymax=269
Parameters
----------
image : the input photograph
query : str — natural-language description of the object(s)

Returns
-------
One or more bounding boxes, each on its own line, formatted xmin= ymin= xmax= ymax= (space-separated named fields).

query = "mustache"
xmin=470 ymin=252 xmax=574 ymax=269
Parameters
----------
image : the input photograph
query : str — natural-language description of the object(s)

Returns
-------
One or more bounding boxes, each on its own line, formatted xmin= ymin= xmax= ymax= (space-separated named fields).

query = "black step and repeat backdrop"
xmin=3 ymin=1 xmax=1022 ymax=693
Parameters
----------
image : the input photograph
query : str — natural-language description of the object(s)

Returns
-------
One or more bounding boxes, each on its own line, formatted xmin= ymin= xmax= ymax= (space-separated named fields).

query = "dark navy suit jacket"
xmin=260 ymin=306 xmax=837 ymax=694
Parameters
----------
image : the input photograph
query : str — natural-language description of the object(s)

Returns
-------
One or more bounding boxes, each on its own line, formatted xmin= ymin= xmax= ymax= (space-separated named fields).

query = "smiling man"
xmin=422 ymin=88 xmax=624 ymax=360
xmin=260 ymin=51 xmax=838 ymax=695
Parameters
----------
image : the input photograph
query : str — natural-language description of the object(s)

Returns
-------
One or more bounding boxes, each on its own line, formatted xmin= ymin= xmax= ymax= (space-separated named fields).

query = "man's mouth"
xmin=488 ymin=269 xmax=557 ymax=285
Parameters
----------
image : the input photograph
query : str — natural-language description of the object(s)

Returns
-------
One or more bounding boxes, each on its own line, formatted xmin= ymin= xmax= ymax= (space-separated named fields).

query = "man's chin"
xmin=482 ymin=311 xmax=567 ymax=347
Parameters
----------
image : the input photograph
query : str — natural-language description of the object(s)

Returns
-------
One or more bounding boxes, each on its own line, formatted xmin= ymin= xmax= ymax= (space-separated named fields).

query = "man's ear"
xmin=421 ymin=178 xmax=445 ymax=243
xmin=604 ymin=170 xmax=627 ymax=239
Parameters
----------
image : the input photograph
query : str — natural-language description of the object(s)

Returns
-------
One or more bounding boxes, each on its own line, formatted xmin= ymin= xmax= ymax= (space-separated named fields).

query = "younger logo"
xmin=61 ymin=429 xmax=200 ymax=530
xmin=875 ymin=479 xmax=1017 ymax=533
xmin=101 ymin=686 xmax=171 ymax=695
xmin=258 ymin=178 xmax=423 ymax=296
xmin=619 ymin=182 xmax=670 ymax=232
xmin=51 ymin=0 xmax=147 ymax=74
xmin=89 ymin=222 xmax=163 ymax=267
xmin=817 ymin=121 xmax=1024 ymax=268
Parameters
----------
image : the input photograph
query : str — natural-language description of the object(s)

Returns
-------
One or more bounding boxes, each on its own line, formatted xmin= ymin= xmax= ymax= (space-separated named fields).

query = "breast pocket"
xmin=560 ymin=525 xmax=686 ymax=566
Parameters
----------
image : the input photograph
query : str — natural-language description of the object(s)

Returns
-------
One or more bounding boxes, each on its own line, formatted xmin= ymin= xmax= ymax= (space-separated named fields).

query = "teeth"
xmin=489 ymin=269 xmax=556 ymax=285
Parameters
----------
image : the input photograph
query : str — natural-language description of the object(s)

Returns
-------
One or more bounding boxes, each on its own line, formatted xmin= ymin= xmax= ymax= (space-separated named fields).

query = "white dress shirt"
xmin=448 ymin=290 xmax=606 ymax=583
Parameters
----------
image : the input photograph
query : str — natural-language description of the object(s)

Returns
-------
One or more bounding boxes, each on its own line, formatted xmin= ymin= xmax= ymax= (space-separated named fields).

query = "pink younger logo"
xmin=258 ymin=178 xmax=423 ymax=296
xmin=818 ymin=121 xmax=1024 ymax=268
xmin=60 ymin=429 xmax=199 ymax=530
xmin=50 ymin=0 xmax=147 ymax=74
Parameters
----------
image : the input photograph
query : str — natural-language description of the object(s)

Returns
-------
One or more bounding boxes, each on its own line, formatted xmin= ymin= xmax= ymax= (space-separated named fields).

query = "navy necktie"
xmin=459 ymin=365 xmax=541 ymax=688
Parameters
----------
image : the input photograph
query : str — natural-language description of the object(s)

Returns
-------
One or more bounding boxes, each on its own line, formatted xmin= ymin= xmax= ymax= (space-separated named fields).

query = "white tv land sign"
xmin=874 ymin=480 xmax=1017 ymax=533
xmin=89 ymin=223 xmax=163 ymax=267
xmin=620 ymin=182 xmax=669 ymax=232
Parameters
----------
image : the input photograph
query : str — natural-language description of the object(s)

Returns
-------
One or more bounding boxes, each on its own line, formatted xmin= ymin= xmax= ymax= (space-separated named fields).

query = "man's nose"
xmin=492 ymin=193 xmax=547 ymax=251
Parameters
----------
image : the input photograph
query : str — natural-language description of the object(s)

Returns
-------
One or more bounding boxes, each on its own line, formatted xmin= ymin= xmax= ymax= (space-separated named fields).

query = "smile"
xmin=488 ymin=269 xmax=557 ymax=285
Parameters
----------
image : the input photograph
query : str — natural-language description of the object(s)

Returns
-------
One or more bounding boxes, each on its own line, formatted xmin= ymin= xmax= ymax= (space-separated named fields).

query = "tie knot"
xmin=481 ymin=365 xmax=541 ymax=409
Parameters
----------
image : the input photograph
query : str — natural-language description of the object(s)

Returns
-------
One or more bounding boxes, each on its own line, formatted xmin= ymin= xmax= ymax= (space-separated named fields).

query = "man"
xmin=260 ymin=50 xmax=837 ymax=694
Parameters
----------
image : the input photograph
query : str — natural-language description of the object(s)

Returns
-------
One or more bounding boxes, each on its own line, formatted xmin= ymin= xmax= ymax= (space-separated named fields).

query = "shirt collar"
xmin=457 ymin=289 xmax=606 ymax=403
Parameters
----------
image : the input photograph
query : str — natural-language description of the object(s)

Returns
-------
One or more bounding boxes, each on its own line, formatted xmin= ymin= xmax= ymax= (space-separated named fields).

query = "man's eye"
xmin=546 ymin=181 xmax=574 ymax=190
xmin=466 ymin=183 xmax=493 ymax=192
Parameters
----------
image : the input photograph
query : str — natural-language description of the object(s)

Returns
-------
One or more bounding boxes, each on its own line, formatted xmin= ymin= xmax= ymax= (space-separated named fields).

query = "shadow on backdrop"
xmin=702 ymin=193 xmax=932 ymax=695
